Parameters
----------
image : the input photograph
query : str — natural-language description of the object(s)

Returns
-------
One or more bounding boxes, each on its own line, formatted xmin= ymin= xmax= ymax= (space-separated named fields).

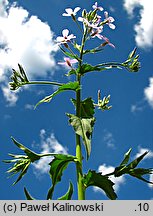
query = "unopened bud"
xmin=82 ymin=9 xmax=87 ymax=18
xmin=129 ymin=47 xmax=137 ymax=59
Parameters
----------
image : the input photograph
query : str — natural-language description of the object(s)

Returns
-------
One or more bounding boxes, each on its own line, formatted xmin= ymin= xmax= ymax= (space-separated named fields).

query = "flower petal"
xmin=62 ymin=29 xmax=69 ymax=37
xmin=56 ymin=36 xmax=65 ymax=42
xmin=109 ymin=23 xmax=116 ymax=29
xmin=104 ymin=11 xmax=108 ymax=18
xmin=65 ymin=8 xmax=73 ymax=15
xmin=74 ymin=7 xmax=81 ymax=14
xmin=70 ymin=59 xmax=78 ymax=64
xmin=62 ymin=13 xmax=70 ymax=16
xmin=67 ymin=34 xmax=76 ymax=40
xmin=78 ymin=17 xmax=84 ymax=22
xmin=108 ymin=17 xmax=115 ymax=22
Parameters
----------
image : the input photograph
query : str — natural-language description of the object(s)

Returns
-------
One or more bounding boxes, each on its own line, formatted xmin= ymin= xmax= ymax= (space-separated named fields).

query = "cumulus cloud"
xmin=32 ymin=129 xmax=68 ymax=176
xmin=1 ymin=85 xmax=18 ymax=106
xmin=103 ymin=130 xmax=115 ymax=149
xmin=94 ymin=164 xmax=126 ymax=194
xmin=144 ymin=77 xmax=153 ymax=109
xmin=0 ymin=1 xmax=58 ymax=105
xmin=134 ymin=146 xmax=153 ymax=160
xmin=123 ymin=0 xmax=153 ymax=48
xmin=134 ymin=147 xmax=153 ymax=189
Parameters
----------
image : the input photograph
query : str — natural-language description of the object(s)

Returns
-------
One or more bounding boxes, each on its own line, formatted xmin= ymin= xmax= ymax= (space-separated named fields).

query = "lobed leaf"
xmin=47 ymin=154 xmax=76 ymax=199
xmin=71 ymin=97 xmax=95 ymax=118
xmin=114 ymin=149 xmax=153 ymax=184
xmin=129 ymin=168 xmax=153 ymax=184
xmin=83 ymin=170 xmax=117 ymax=200
xmin=77 ymin=63 xmax=104 ymax=75
xmin=35 ymin=81 xmax=80 ymax=108
xmin=67 ymin=114 xmax=95 ymax=160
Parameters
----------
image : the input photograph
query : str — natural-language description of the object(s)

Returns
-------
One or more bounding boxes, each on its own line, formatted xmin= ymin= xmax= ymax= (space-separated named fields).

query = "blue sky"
xmin=0 ymin=0 xmax=153 ymax=200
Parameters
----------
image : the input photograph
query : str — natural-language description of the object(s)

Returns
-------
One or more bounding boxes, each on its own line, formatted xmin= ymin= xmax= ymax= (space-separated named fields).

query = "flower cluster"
xmin=56 ymin=2 xmax=116 ymax=68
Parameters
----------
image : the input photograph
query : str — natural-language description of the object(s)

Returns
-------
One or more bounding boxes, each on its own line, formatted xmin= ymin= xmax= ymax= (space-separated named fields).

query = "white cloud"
xmin=0 ymin=1 xmax=58 ymax=105
xmin=32 ymin=129 xmax=68 ymax=176
xmin=94 ymin=164 xmax=126 ymax=194
xmin=149 ymin=174 xmax=153 ymax=189
xmin=1 ymin=85 xmax=18 ymax=106
xmin=103 ymin=130 xmax=115 ymax=149
xmin=24 ymin=104 xmax=34 ymax=110
xmin=123 ymin=0 xmax=153 ymax=48
xmin=134 ymin=146 xmax=153 ymax=160
xmin=134 ymin=147 xmax=153 ymax=189
xmin=144 ymin=77 xmax=153 ymax=109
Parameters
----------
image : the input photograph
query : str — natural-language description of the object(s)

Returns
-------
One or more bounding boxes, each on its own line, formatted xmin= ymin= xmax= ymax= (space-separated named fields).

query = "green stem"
xmin=19 ymin=81 xmax=63 ymax=87
xmin=75 ymin=74 xmax=85 ymax=200
xmin=75 ymin=27 xmax=88 ymax=200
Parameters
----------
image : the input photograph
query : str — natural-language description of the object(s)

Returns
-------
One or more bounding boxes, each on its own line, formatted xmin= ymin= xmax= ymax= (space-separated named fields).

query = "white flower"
xmin=104 ymin=11 xmax=116 ymax=29
xmin=92 ymin=2 xmax=103 ymax=11
xmin=56 ymin=29 xmax=76 ymax=44
xmin=58 ymin=57 xmax=78 ymax=68
xmin=62 ymin=7 xmax=81 ymax=17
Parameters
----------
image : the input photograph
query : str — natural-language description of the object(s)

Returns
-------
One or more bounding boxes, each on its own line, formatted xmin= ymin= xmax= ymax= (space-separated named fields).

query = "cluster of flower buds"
xmin=122 ymin=47 xmax=141 ymax=72
xmin=3 ymin=137 xmax=41 ymax=185
xmin=10 ymin=64 xmax=29 ymax=90
xmin=94 ymin=90 xmax=112 ymax=111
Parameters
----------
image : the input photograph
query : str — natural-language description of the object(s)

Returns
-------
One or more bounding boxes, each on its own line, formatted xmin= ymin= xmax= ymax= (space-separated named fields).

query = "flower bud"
xmin=82 ymin=9 xmax=87 ymax=18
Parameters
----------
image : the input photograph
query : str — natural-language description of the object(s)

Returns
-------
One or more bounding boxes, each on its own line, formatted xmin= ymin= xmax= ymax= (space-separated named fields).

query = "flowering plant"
xmin=4 ymin=2 xmax=152 ymax=200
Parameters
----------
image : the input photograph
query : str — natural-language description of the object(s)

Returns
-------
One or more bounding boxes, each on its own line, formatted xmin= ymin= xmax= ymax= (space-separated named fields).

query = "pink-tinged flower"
xmin=78 ymin=17 xmax=89 ymax=25
xmin=91 ymin=27 xmax=103 ymax=39
xmin=92 ymin=2 xmax=103 ymax=11
xmin=101 ymin=36 xmax=115 ymax=48
xmin=78 ymin=17 xmax=101 ymax=29
xmin=104 ymin=11 xmax=115 ymax=29
xmin=58 ymin=57 xmax=78 ymax=68
xmin=56 ymin=29 xmax=76 ymax=44
xmin=62 ymin=7 xmax=81 ymax=16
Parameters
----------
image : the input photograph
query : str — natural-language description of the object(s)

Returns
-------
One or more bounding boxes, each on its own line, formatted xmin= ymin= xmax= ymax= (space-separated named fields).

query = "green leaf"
xmin=47 ymin=154 xmax=76 ymax=199
xmin=59 ymin=46 xmax=80 ymax=61
xmin=114 ymin=150 xmax=153 ymax=185
xmin=77 ymin=63 xmax=122 ymax=75
xmin=11 ymin=137 xmax=41 ymax=162
xmin=65 ymin=69 xmax=77 ymax=77
xmin=129 ymin=168 xmax=153 ymax=184
xmin=120 ymin=148 xmax=132 ymax=166
xmin=35 ymin=81 xmax=80 ymax=108
xmin=127 ymin=151 xmax=148 ymax=169
xmin=67 ymin=114 xmax=95 ymax=159
xmin=58 ymin=182 xmax=74 ymax=200
xmin=83 ymin=48 xmax=103 ymax=55
xmin=77 ymin=64 xmax=103 ymax=75
xmin=24 ymin=187 xmax=35 ymax=200
xmin=71 ymin=97 xmax=95 ymax=118
xmin=83 ymin=170 xmax=117 ymax=200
